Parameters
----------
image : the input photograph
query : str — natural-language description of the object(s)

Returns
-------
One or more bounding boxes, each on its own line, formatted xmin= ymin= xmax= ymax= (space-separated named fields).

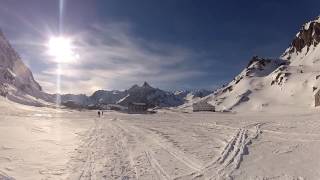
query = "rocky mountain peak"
xmin=282 ymin=16 xmax=320 ymax=60
xmin=246 ymin=56 xmax=270 ymax=68
xmin=0 ymin=30 xmax=20 ymax=70
xmin=142 ymin=81 xmax=152 ymax=88
xmin=128 ymin=84 xmax=139 ymax=91
xmin=0 ymin=29 xmax=49 ymax=105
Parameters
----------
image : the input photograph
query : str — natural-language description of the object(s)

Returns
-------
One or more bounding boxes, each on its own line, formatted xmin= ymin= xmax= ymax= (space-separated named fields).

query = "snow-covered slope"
xmin=196 ymin=16 xmax=320 ymax=112
xmin=175 ymin=89 xmax=213 ymax=109
xmin=0 ymin=30 xmax=53 ymax=106
xmin=174 ymin=89 xmax=212 ymax=102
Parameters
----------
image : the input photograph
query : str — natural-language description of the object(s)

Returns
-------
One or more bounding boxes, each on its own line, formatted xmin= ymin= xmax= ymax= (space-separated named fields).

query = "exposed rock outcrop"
xmin=0 ymin=29 xmax=53 ymax=106
xmin=282 ymin=16 xmax=320 ymax=60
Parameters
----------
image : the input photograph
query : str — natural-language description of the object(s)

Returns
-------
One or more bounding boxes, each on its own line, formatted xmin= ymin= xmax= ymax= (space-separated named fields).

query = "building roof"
xmin=193 ymin=101 xmax=214 ymax=106
xmin=129 ymin=102 xmax=147 ymax=106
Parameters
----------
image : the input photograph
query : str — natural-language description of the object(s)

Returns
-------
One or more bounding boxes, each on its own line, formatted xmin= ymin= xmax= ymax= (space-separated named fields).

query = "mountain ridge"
xmin=192 ymin=16 xmax=320 ymax=112
xmin=60 ymin=82 xmax=212 ymax=109
xmin=0 ymin=29 xmax=53 ymax=106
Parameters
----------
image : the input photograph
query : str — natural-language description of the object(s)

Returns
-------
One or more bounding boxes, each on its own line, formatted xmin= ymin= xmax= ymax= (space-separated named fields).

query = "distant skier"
xmin=98 ymin=111 xmax=101 ymax=117
xmin=102 ymin=111 xmax=104 ymax=116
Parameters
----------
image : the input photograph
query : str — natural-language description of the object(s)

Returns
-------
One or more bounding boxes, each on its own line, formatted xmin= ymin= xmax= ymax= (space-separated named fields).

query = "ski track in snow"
xmin=112 ymin=120 xmax=202 ymax=179
xmin=67 ymin=118 xmax=138 ymax=180
xmin=64 ymin=114 xmax=263 ymax=180
xmin=2 ymin=109 xmax=320 ymax=180
xmin=175 ymin=124 xmax=261 ymax=180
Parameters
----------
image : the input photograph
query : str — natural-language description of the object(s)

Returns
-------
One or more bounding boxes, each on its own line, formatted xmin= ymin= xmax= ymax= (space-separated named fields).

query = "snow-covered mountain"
xmin=174 ymin=89 xmax=213 ymax=108
xmin=60 ymin=82 xmax=211 ymax=109
xmin=195 ymin=16 xmax=320 ymax=112
xmin=117 ymin=82 xmax=184 ymax=107
xmin=0 ymin=30 xmax=53 ymax=106
xmin=90 ymin=90 xmax=127 ymax=105
xmin=60 ymin=90 xmax=128 ymax=108
xmin=60 ymin=89 xmax=128 ymax=107
xmin=174 ymin=89 xmax=212 ymax=101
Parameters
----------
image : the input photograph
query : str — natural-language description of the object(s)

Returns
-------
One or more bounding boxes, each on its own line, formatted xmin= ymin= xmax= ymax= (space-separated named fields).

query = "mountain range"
xmin=2 ymin=16 xmax=320 ymax=112
xmin=0 ymin=29 xmax=212 ymax=109
xmin=193 ymin=16 xmax=320 ymax=112
xmin=60 ymin=82 xmax=212 ymax=109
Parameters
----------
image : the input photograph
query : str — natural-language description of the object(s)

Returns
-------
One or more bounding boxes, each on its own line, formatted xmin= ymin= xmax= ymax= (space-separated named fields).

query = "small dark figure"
xmin=98 ymin=111 xmax=101 ymax=117
xmin=102 ymin=111 xmax=104 ymax=116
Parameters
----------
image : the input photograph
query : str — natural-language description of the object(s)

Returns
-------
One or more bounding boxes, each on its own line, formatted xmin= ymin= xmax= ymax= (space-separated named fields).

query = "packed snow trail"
xmin=67 ymin=117 xmax=206 ymax=179
xmin=67 ymin=118 xmax=138 ymax=180
xmin=65 ymin=112 xmax=263 ymax=180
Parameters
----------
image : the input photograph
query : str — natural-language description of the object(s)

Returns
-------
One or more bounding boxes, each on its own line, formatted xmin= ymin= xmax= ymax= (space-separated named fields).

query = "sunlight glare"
xmin=48 ymin=36 xmax=77 ymax=63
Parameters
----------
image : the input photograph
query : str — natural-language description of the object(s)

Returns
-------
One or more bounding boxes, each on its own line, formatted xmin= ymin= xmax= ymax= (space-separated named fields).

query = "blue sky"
xmin=0 ymin=0 xmax=319 ymax=94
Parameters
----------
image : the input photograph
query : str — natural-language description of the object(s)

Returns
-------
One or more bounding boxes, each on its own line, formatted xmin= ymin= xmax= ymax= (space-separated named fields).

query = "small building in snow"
xmin=128 ymin=102 xmax=148 ymax=113
xmin=193 ymin=101 xmax=215 ymax=112
xmin=315 ymin=90 xmax=320 ymax=107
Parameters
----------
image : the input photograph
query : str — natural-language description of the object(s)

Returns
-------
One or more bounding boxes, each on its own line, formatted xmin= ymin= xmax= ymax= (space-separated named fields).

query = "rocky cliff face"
xmin=0 ymin=30 xmax=52 ymax=106
xmin=0 ymin=31 xmax=41 ymax=91
xmin=282 ymin=16 xmax=320 ymax=60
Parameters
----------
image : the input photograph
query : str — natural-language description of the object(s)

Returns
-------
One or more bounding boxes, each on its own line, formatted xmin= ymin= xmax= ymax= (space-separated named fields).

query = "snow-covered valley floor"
xmin=1 ymin=101 xmax=320 ymax=180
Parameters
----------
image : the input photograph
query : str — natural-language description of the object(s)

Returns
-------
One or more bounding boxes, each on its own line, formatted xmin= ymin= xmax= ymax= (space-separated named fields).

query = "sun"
xmin=48 ymin=36 xmax=77 ymax=63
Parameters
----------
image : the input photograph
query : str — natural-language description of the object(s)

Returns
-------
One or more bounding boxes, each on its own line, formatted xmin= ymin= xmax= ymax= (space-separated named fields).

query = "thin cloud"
xmin=31 ymin=22 xmax=210 ymax=94
xmin=8 ymin=22 xmax=212 ymax=94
